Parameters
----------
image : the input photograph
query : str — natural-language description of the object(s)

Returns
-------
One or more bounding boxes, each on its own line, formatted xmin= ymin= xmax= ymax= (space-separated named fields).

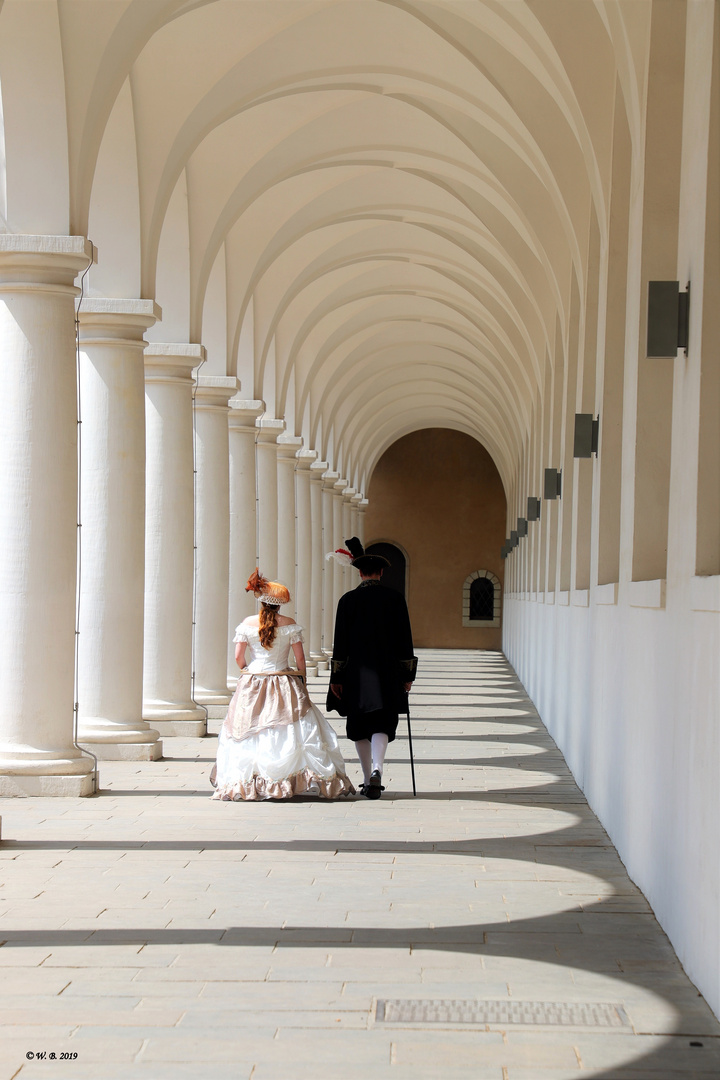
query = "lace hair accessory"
xmin=245 ymin=569 xmax=290 ymax=606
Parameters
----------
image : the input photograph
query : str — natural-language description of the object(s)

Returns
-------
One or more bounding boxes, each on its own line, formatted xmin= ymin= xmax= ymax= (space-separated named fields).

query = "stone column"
xmin=295 ymin=449 xmax=317 ymax=670
xmin=309 ymin=460 xmax=328 ymax=667
xmin=143 ymin=344 xmax=206 ymax=736
xmin=227 ymin=400 xmax=263 ymax=682
xmin=351 ymin=492 xmax=363 ymax=546
xmin=276 ymin=434 xmax=303 ymax=617
xmin=76 ymin=299 xmax=162 ymax=760
xmin=342 ymin=486 xmax=356 ymax=594
xmin=321 ymin=470 xmax=339 ymax=653
xmin=193 ymin=376 xmax=237 ymax=706
xmin=0 ymin=234 xmax=95 ymax=795
xmin=333 ymin=477 xmax=348 ymax=610
xmin=357 ymin=498 xmax=368 ymax=545
xmin=256 ymin=417 xmax=284 ymax=574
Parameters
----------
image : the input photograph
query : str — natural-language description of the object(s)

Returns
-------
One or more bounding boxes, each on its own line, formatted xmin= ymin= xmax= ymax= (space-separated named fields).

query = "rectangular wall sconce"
xmin=517 ymin=517 xmax=528 ymax=537
xmin=544 ymin=468 xmax=562 ymax=500
xmin=647 ymin=280 xmax=690 ymax=357
xmin=510 ymin=530 xmax=518 ymax=548
xmin=527 ymin=496 xmax=541 ymax=521
xmin=574 ymin=414 xmax=599 ymax=458
xmin=501 ymin=544 xmax=508 ymax=559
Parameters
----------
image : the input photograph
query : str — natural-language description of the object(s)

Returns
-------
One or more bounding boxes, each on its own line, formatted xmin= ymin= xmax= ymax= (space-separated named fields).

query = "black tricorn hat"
xmin=345 ymin=536 xmax=390 ymax=573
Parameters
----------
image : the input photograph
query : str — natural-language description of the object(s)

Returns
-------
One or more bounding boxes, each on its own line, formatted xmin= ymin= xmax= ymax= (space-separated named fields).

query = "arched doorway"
xmin=365 ymin=541 xmax=407 ymax=598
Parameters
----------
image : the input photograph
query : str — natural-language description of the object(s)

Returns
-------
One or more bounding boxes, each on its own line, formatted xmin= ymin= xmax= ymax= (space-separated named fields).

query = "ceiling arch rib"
xmin=249 ymin=220 xmax=547 ymax=394
xmin=73 ymin=0 xmax=629 ymax=497
xmin=286 ymin=292 xmax=534 ymax=445
xmin=263 ymin=259 xmax=541 ymax=409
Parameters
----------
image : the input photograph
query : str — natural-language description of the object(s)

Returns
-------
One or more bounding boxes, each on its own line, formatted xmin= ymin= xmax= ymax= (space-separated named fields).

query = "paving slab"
xmin=0 ymin=648 xmax=717 ymax=1079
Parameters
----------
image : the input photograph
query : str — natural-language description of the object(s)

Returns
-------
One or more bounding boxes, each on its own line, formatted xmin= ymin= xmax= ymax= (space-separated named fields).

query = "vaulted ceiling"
xmin=0 ymin=0 xmax=647 ymax=493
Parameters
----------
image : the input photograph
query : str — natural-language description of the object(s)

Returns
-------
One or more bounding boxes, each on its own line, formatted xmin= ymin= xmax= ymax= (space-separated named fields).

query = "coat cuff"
xmin=399 ymin=656 xmax=418 ymax=680
xmin=330 ymin=659 xmax=348 ymax=679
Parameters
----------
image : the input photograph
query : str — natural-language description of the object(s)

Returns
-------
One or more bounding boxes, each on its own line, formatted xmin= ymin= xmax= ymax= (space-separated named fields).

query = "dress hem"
xmin=211 ymin=767 xmax=355 ymax=802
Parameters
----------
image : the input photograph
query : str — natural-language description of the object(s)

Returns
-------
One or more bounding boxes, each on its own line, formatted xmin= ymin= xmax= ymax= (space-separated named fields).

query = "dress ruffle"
xmin=212 ymin=766 xmax=354 ymax=802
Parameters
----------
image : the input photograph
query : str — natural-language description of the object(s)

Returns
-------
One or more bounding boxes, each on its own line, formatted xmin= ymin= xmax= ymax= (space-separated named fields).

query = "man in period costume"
xmin=326 ymin=537 xmax=417 ymax=798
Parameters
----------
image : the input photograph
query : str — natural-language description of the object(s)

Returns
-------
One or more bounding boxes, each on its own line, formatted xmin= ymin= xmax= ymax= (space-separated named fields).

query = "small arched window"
xmin=462 ymin=570 xmax=501 ymax=628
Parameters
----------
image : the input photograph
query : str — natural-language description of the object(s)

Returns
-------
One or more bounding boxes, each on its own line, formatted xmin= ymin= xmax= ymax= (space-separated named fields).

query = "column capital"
xmin=228 ymin=399 xmax=264 ymax=431
xmin=333 ymin=476 xmax=349 ymax=495
xmin=144 ymin=343 xmax=205 ymax=381
xmin=322 ymin=469 xmax=340 ymax=491
xmin=193 ymin=375 xmax=239 ymax=409
xmin=0 ymin=234 xmax=93 ymax=292
xmin=77 ymin=298 xmax=161 ymax=344
xmin=256 ymin=417 xmax=285 ymax=444
xmin=296 ymin=449 xmax=318 ymax=471
xmin=342 ymin=486 xmax=357 ymax=503
xmin=277 ymin=434 xmax=304 ymax=462
xmin=351 ymin=492 xmax=364 ymax=508
xmin=358 ymin=499 xmax=369 ymax=513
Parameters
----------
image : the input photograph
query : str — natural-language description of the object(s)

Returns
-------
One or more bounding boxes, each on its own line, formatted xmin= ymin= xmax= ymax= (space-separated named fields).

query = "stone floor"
xmin=0 ymin=649 xmax=718 ymax=1080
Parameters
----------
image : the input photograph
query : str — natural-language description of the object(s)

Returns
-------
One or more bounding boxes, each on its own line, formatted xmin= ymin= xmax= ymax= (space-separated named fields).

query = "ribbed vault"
xmin=0 ymin=0 xmax=638 ymax=493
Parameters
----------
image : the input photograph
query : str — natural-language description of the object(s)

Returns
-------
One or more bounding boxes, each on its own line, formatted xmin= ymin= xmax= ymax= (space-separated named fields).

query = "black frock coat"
xmin=325 ymin=581 xmax=415 ymax=717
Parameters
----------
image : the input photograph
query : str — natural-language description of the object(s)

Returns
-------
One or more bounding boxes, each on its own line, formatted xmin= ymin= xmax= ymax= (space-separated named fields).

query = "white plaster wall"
xmin=503 ymin=586 xmax=720 ymax=1018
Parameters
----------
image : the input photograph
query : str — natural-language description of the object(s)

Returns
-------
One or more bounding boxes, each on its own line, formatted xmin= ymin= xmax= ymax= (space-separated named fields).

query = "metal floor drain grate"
xmin=376 ymin=999 xmax=631 ymax=1027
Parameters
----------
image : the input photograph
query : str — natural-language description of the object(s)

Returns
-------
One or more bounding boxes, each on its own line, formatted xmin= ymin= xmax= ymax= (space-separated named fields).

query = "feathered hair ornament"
xmin=325 ymin=547 xmax=354 ymax=567
xmin=245 ymin=568 xmax=290 ymax=606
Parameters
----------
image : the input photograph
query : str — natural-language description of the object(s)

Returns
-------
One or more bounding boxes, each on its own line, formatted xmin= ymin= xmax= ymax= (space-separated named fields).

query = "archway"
xmin=366 ymin=428 xmax=506 ymax=648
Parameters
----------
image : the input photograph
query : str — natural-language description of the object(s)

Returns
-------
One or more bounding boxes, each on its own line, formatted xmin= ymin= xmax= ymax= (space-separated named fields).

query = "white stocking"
xmin=355 ymin=740 xmax=372 ymax=784
xmin=371 ymin=732 xmax=389 ymax=775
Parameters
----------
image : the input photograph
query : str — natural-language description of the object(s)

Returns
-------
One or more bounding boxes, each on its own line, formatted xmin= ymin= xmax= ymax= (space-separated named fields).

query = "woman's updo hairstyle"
xmin=245 ymin=569 xmax=291 ymax=650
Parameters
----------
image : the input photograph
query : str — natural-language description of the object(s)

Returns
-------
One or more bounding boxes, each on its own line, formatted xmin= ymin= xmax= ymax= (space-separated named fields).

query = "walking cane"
xmin=406 ymin=700 xmax=417 ymax=796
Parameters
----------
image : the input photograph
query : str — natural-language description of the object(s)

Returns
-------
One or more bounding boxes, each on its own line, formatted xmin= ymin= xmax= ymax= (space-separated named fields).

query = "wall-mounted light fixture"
xmin=527 ymin=496 xmax=541 ymax=521
xmin=544 ymin=468 xmax=562 ymax=500
xmin=574 ymin=414 xmax=599 ymax=458
xmin=517 ymin=517 xmax=528 ymax=538
xmin=647 ymin=281 xmax=690 ymax=357
xmin=501 ymin=544 xmax=508 ymax=559
xmin=510 ymin=530 xmax=518 ymax=549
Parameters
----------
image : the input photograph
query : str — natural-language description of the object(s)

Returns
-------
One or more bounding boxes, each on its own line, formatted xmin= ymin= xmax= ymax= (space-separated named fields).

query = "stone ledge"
xmin=628 ymin=578 xmax=666 ymax=609
xmin=595 ymin=582 xmax=619 ymax=605
xmin=690 ymin=574 xmax=720 ymax=612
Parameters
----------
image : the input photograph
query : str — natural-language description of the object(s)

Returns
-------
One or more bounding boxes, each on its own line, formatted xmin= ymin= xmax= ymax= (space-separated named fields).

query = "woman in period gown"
xmin=211 ymin=570 xmax=355 ymax=801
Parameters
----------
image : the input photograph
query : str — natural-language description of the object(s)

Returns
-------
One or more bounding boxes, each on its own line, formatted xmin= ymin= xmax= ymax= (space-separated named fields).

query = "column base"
xmin=142 ymin=703 xmax=207 ymax=737
xmin=205 ymin=704 xmax=228 ymax=722
xmin=78 ymin=740 xmax=163 ymax=761
xmin=0 ymin=773 xmax=96 ymax=797
xmin=193 ymin=688 xmax=232 ymax=706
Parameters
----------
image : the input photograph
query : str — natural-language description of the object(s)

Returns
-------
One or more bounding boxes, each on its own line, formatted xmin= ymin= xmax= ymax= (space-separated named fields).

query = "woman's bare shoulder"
xmin=276 ymin=614 xmax=295 ymax=626
xmin=243 ymin=615 xmax=259 ymax=626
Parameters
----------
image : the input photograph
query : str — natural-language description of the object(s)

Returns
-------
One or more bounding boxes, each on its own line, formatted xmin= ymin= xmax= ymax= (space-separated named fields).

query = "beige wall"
xmin=366 ymin=428 xmax=506 ymax=649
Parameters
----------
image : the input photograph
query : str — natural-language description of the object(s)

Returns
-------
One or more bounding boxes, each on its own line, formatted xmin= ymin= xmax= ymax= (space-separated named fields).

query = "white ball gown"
xmin=211 ymin=621 xmax=355 ymax=801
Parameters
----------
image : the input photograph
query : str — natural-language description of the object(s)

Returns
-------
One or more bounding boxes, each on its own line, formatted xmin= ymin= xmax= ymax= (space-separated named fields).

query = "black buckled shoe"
xmin=367 ymin=769 xmax=384 ymax=799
